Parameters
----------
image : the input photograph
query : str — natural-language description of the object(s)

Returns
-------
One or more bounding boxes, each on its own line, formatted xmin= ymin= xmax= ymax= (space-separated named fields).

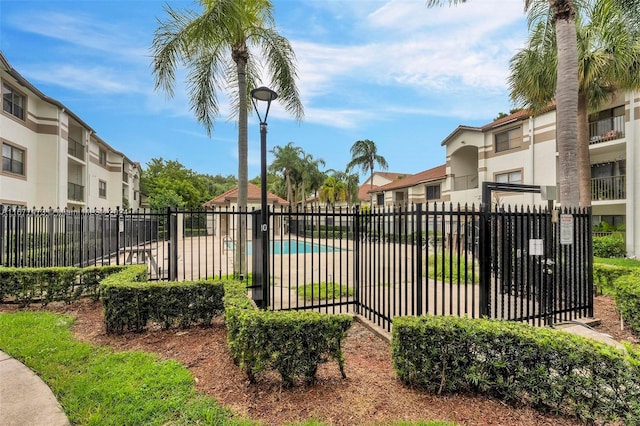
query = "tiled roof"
xmin=202 ymin=182 xmax=289 ymax=207
xmin=440 ymin=125 xmax=482 ymax=146
xmin=375 ymin=164 xmax=446 ymax=191
xmin=358 ymin=184 xmax=381 ymax=201
xmin=480 ymin=109 xmax=532 ymax=131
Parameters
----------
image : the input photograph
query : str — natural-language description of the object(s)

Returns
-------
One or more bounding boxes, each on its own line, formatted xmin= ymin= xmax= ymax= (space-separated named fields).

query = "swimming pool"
xmin=228 ymin=240 xmax=340 ymax=255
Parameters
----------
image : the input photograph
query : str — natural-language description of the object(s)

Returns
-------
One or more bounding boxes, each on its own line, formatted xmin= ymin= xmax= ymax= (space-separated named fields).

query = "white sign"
xmin=529 ymin=239 xmax=544 ymax=256
xmin=560 ymin=214 xmax=574 ymax=245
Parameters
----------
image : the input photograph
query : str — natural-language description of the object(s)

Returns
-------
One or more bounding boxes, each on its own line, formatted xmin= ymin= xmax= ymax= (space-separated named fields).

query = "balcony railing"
xmin=454 ymin=174 xmax=479 ymax=191
xmin=122 ymin=170 xmax=129 ymax=183
xmin=67 ymin=137 xmax=85 ymax=161
xmin=591 ymin=175 xmax=625 ymax=201
xmin=589 ymin=115 xmax=625 ymax=144
xmin=68 ymin=182 xmax=85 ymax=202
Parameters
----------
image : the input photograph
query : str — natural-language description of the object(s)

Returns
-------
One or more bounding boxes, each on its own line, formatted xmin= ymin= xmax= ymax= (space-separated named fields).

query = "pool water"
xmin=228 ymin=240 xmax=339 ymax=255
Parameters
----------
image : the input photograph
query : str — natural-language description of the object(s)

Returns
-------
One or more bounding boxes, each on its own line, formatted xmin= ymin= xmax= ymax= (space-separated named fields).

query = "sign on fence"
xmin=560 ymin=214 xmax=574 ymax=245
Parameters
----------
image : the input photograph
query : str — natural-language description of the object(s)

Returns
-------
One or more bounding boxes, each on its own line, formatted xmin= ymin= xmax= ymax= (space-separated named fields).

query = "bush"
xmin=613 ymin=272 xmax=640 ymax=334
xmin=593 ymin=263 xmax=636 ymax=295
xmin=0 ymin=265 xmax=129 ymax=306
xmin=392 ymin=315 xmax=640 ymax=424
xmin=223 ymin=280 xmax=353 ymax=387
xmin=593 ymin=234 xmax=626 ymax=258
xmin=101 ymin=266 xmax=224 ymax=334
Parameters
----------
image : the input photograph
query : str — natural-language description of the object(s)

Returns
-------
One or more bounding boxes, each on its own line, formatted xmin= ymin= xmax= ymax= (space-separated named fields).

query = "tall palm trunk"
xmin=554 ymin=4 xmax=580 ymax=208
xmin=577 ymin=90 xmax=591 ymax=207
xmin=234 ymin=46 xmax=249 ymax=277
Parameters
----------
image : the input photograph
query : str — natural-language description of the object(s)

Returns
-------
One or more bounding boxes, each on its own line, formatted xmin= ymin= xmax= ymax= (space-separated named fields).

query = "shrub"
xmin=100 ymin=266 xmax=224 ymax=334
xmin=593 ymin=234 xmax=626 ymax=258
xmin=593 ymin=263 xmax=636 ymax=296
xmin=0 ymin=265 xmax=129 ymax=306
xmin=613 ymin=272 xmax=640 ymax=334
xmin=392 ymin=315 xmax=640 ymax=424
xmin=223 ymin=280 xmax=353 ymax=387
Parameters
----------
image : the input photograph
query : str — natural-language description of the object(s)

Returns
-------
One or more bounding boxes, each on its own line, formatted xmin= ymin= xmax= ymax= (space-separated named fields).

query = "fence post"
xmin=479 ymin=201 xmax=491 ymax=318
xmin=353 ymin=205 xmax=360 ymax=312
xmin=0 ymin=205 xmax=4 ymax=266
xmin=415 ymin=203 xmax=423 ymax=316
xmin=167 ymin=206 xmax=178 ymax=281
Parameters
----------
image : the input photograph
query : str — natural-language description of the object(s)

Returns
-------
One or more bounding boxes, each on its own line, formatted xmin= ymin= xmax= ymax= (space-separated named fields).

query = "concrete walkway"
xmin=0 ymin=350 xmax=69 ymax=426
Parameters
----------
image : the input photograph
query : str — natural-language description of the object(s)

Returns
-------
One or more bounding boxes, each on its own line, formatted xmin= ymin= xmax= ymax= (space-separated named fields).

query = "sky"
xmin=0 ymin=0 xmax=530 ymax=183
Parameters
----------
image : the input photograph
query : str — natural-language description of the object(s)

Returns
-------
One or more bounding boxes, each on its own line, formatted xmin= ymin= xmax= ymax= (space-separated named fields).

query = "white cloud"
xmin=22 ymin=65 xmax=136 ymax=94
xmin=10 ymin=11 xmax=148 ymax=63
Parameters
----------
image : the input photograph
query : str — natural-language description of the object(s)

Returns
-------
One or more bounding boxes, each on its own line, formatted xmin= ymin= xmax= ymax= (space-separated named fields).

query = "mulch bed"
xmin=1 ymin=295 xmax=637 ymax=425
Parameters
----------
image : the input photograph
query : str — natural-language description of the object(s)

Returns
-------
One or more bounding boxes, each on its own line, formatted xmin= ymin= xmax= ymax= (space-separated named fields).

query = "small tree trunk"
xmin=554 ymin=13 xmax=580 ymax=209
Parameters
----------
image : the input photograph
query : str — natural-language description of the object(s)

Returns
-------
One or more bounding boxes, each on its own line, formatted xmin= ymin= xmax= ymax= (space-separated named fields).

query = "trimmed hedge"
xmin=593 ymin=263 xmax=636 ymax=296
xmin=614 ymin=272 xmax=640 ymax=334
xmin=100 ymin=269 xmax=353 ymax=386
xmin=223 ymin=280 xmax=353 ymax=387
xmin=0 ymin=265 xmax=130 ymax=306
xmin=392 ymin=315 xmax=640 ymax=424
xmin=101 ymin=266 xmax=224 ymax=334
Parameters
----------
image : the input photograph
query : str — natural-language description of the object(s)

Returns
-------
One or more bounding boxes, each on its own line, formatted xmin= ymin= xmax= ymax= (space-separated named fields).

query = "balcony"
xmin=591 ymin=175 xmax=625 ymax=201
xmin=68 ymin=182 xmax=84 ymax=202
xmin=454 ymin=174 xmax=478 ymax=191
xmin=589 ymin=115 xmax=625 ymax=145
xmin=122 ymin=170 xmax=129 ymax=183
xmin=67 ymin=137 xmax=85 ymax=161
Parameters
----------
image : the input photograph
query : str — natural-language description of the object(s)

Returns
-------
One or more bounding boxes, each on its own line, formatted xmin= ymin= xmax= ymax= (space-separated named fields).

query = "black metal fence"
xmin=0 ymin=203 xmax=592 ymax=330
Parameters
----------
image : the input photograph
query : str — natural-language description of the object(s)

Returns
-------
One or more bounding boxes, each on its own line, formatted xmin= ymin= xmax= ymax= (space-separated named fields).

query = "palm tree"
xmin=270 ymin=142 xmax=303 ymax=204
xmin=319 ymin=176 xmax=347 ymax=206
xmin=427 ymin=0 xmax=580 ymax=207
xmin=297 ymin=153 xmax=325 ymax=209
xmin=509 ymin=0 xmax=640 ymax=206
xmin=346 ymin=139 xmax=389 ymax=198
xmin=151 ymin=0 xmax=303 ymax=276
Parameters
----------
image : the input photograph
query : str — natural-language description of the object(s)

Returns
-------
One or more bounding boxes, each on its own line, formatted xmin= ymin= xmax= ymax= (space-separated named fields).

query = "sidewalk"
xmin=0 ymin=350 xmax=69 ymax=426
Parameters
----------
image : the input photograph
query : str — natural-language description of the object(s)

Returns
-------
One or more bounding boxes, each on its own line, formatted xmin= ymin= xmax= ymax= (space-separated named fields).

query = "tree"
xmin=269 ymin=142 xmax=303 ymax=204
xmin=297 ymin=153 xmax=325 ymax=209
xmin=319 ymin=176 xmax=347 ymax=206
xmin=141 ymin=158 xmax=210 ymax=209
xmin=152 ymin=0 xmax=303 ymax=276
xmin=509 ymin=0 xmax=640 ymax=206
xmin=427 ymin=0 xmax=580 ymax=207
xmin=346 ymin=139 xmax=389 ymax=197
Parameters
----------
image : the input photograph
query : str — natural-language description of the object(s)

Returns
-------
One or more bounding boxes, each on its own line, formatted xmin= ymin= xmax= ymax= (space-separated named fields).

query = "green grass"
xmin=0 ymin=312 xmax=249 ymax=426
xmin=594 ymin=257 xmax=640 ymax=268
xmin=296 ymin=282 xmax=354 ymax=301
xmin=426 ymin=253 xmax=479 ymax=284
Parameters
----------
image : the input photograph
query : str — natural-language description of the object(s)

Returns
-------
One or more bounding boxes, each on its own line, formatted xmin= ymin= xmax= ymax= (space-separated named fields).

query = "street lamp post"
xmin=251 ymin=86 xmax=278 ymax=309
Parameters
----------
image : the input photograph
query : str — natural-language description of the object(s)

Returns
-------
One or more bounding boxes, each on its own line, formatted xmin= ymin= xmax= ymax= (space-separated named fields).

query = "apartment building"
xmin=369 ymin=165 xmax=447 ymax=207
xmin=1 ymin=52 xmax=140 ymax=210
xmin=441 ymin=90 xmax=639 ymax=256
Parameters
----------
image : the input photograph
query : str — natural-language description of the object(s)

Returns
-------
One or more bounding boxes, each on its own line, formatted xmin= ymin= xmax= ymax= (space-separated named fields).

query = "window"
xmin=99 ymin=149 xmax=107 ymax=166
xmin=2 ymin=143 xmax=25 ymax=175
xmin=495 ymin=170 xmax=522 ymax=184
xmin=99 ymin=180 xmax=107 ymax=198
xmin=495 ymin=127 xmax=522 ymax=152
xmin=426 ymin=184 xmax=441 ymax=200
xmin=2 ymin=82 xmax=25 ymax=120
xmin=376 ymin=194 xmax=384 ymax=206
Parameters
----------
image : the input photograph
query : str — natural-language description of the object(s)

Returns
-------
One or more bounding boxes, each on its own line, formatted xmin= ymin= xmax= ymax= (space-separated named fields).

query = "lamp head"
xmin=251 ymin=86 xmax=278 ymax=102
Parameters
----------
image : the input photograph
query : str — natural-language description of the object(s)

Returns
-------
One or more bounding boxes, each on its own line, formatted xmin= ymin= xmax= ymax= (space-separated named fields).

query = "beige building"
xmin=1 ymin=52 xmax=141 ymax=210
xmin=441 ymin=91 xmax=639 ymax=256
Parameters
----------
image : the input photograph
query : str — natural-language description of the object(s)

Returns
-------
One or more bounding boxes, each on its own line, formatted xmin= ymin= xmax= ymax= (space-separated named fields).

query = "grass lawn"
xmin=426 ymin=253 xmax=479 ymax=284
xmin=594 ymin=257 xmax=640 ymax=268
xmin=296 ymin=282 xmax=353 ymax=301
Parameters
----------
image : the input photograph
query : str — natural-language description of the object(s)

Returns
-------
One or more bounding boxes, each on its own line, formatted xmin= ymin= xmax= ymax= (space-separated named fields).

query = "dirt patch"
xmin=2 ymin=295 xmax=636 ymax=426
